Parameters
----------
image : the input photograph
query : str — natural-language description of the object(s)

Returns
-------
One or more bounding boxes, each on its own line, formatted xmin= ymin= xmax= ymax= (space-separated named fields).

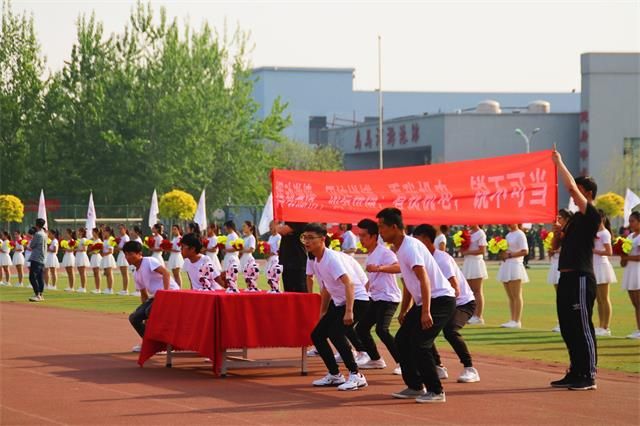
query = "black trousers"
xmin=311 ymin=299 xmax=370 ymax=375
xmin=395 ymin=297 xmax=456 ymax=394
xmin=432 ymin=300 xmax=476 ymax=368
xmin=356 ymin=300 xmax=400 ymax=362
xmin=282 ymin=267 xmax=307 ymax=293
xmin=29 ymin=261 xmax=45 ymax=294
xmin=129 ymin=298 xmax=154 ymax=338
xmin=557 ymin=271 xmax=597 ymax=379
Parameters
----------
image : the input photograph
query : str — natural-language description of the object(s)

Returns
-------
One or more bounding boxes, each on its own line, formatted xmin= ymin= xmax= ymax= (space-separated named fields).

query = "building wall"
xmin=581 ymin=53 xmax=640 ymax=191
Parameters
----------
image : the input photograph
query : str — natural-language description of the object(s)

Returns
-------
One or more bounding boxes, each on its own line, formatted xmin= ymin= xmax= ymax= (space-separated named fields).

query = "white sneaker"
xmin=306 ymin=347 xmax=320 ymax=357
xmin=393 ymin=365 xmax=402 ymax=375
xmin=131 ymin=344 xmax=142 ymax=352
xmin=551 ymin=325 xmax=561 ymax=333
xmin=467 ymin=316 xmax=485 ymax=325
xmin=91 ymin=289 xmax=101 ymax=294
xmin=436 ymin=365 xmax=448 ymax=379
xmin=117 ymin=290 xmax=129 ymax=296
xmin=595 ymin=328 xmax=611 ymax=337
xmin=415 ymin=391 xmax=446 ymax=403
xmin=501 ymin=320 xmax=521 ymax=329
xmin=337 ymin=372 xmax=367 ymax=391
xmin=359 ymin=358 xmax=387 ymax=369
xmin=102 ymin=288 xmax=114 ymax=295
xmin=47 ymin=285 xmax=57 ymax=290
xmin=131 ymin=291 xmax=141 ymax=297
xmin=64 ymin=287 xmax=74 ymax=292
xmin=29 ymin=295 xmax=43 ymax=302
xmin=312 ymin=373 xmax=346 ymax=387
xmin=391 ymin=387 xmax=426 ymax=399
xmin=355 ymin=352 xmax=371 ymax=366
xmin=626 ymin=330 xmax=640 ymax=339
xmin=75 ymin=287 xmax=87 ymax=293
xmin=457 ymin=367 xmax=480 ymax=383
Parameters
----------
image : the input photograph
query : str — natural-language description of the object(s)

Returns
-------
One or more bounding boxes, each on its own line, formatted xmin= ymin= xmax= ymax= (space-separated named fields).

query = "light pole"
xmin=514 ymin=127 xmax=540 ymax=153
xmin=377 ymin=35 xmax=383 ymax=169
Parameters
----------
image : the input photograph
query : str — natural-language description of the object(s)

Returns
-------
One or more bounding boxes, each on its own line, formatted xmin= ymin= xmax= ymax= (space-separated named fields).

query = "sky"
xmin=11 ymin=0 xmax=640 ymax=93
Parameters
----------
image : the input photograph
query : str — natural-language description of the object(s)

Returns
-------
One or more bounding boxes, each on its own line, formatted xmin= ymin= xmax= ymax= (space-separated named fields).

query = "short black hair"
xmin=558 ymin=208 xmax=573 ymax=221
xmin=357 ymin=219 xmax=378 ymax=236
xmin=413 ymin=224 xmax=436 ymax=243
xmin=180 ymin=233 xmax=202 ymax=251
xmin=376 ymin=208 xmax=404 ymax=230
xmin=575 ymin=176 xmax=598 ymax=198
xmin=343 ymin=223 xmax=353 ymax=231
xmin=35 ymin=218 xmax=46 ymax=228
xmin=122 ymin=240 xmax=143 ymax=254
xmin=440 ymin=225 xmax=449 ymax=233
xmin=303 ymin=222 xmax=327 ymax=237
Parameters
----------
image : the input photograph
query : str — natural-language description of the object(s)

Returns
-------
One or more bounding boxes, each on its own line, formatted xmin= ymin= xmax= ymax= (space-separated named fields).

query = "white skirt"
xmin=100 ymin=254 xmax=117 ymax=269
xmin=223 ymin=252 xmax=240 ymax=271
xmin=116 ymin=252 xmax=129 ymax=267
xmin=167 ymin=252 xmax=184 ymax=269
xmin=497 ymin=260 xmax=529 ymax=283
xmin=151 ymin=251 xmax=165 ymax=266
xmin=0 ymin=253 xmax=11 ymax=266
xmin=206 ymin=252 xmax=222 ymax=271
xmin=12 ymin=252 xmax=25 ymax=266
xmin=90 ymin=253 xmax=103 ymax=268
xmin=622 ymin=262 xmax=640 ymax=291
xmin=75 ymin=252 xmax=91 ymax=268
xmin=547 ymin=255 xmax=560 ymax=285
xmin=462 ymin=255 xmax=488 ymax=280
xmin=45 ymin=252 xmax=60 ymax=268
xmin=593 ymin=259 xmax=617 ymax=284
xmin=61 ymin=252 xmax=76 ymax=268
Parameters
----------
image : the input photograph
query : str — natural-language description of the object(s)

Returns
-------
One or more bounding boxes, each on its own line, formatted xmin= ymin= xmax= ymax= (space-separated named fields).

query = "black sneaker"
xmin=550 ymin=371 xmax=579 ymax=388
xmin=569 ymin=378 xmax=597 ymax=391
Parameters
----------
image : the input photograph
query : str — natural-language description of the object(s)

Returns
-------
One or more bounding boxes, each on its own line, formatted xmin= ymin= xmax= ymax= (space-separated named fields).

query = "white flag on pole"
xmin=258 ymin=193 xmax=273 ymax=235
xmin=148 ymin=189 xmax=159 ymax=228
xmin=37 ymin=189 xmax=48 ymax=229
xmin=624 ymin=188 xmax=640 ymax=227
xmin=194 ymin=189 xmax=207 ymax=230
xmin=568 ymin=196 xmax=579 ymax=213
xmin=85 ymin=192 xmax=97 ymax=232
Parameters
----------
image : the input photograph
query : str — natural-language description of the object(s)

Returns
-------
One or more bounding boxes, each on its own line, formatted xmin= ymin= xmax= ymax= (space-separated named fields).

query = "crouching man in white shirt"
xmin=303 ymin=223 xmax=371 ymax=391
xmin=124 ymin=240 xmax=180 ymax=352
xmin=376 ymin=208 xmax=456 ymax=404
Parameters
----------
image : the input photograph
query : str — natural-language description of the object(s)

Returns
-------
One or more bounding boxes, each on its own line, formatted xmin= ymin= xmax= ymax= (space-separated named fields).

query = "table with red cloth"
xmin=137 ymin=290 xmax=321 ymax=375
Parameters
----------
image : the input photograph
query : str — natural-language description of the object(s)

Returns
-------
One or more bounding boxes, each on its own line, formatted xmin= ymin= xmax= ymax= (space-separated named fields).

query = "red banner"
xmin=271 ymin=150 xmax=557 ymax=225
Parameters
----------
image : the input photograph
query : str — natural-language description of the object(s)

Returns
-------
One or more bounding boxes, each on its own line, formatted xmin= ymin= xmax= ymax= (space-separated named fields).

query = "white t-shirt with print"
xmin=395 ymin=235 xmax=455 ymax=306
xmin=365 ymin=243 xmax=401 ymax=303
xmin=134 ymin=257 xmax=180 ymax=296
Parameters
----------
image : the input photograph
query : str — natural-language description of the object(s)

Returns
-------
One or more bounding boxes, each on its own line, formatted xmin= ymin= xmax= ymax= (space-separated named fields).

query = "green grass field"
xmin=1 ymin=263 xmax=638 ymax=373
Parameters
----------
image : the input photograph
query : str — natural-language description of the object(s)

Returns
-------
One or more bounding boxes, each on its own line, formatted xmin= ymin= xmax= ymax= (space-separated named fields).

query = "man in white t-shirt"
xmin=376 ymin=208 xmax=456 ymax=404
xmin=124 ymin=241 xmax=180 ymax=352
xmin=413 ymin=224 xmax=480 ymax=384
xmin=180 ymin=233 xmax=224 ymax=290
xmin=303 ymin=223 xmax=371 ymax=391
xmin=354 ymin=218 xmax=403 ymax=374
xmin=340 ymin=224 xmax=358 ymax=256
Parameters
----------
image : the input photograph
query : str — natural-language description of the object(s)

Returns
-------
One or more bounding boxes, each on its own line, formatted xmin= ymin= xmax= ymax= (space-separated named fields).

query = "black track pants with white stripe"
xmin=557 ymin=271 xmax=597 ymax=379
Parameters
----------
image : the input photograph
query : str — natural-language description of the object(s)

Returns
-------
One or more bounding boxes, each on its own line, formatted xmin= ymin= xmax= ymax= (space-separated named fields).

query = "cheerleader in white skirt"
xmin=115 ymin=224 xmax=131 ymax=295
xmin=497 ymin=224 xmax=529 ymax=329
xmin=547 ymin=209 xmax=573 ymax=332
xmin=593 ymin=211 xmax=617 ymax=337
xmin=265 ymin=220 xmax=282 ymax=274
xmin=240 ymin=221 xmax=257 ymax=285
xmin=100 ymin=227 xmax=117 ymax=294
xmin=205 ymin=223 xmax=223 ymax=272
xmin=150 ymin=223 xmax=165 ymax=267
xmin=461 ymin=225 xmax=488 ymax=324
xmin=45 ymin=230 xmax=60 ymax=290
xmin=89 ymin=228 xmax=103 ymax=294
xmin=11 ymin=230 xmax=25 ymax=286
xmin=222 ymin=221 xmax=240 ymax=271
xmin=167 ymin=225 xmax=184 ymax=288
xmin=0 ymin=232 xmax=12 ymax=286
xmin=74 ymin=227 xmax=91 ymax=293
xmin=61 ymin=228 xmax=77 ymax=292
xmin=622 ymin=212 xmax=640 ymax=339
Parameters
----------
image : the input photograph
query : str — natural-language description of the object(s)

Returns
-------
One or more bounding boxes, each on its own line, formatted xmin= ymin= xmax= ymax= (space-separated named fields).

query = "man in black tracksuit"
xmin=550 ymin=150 xmax=600 ymax=391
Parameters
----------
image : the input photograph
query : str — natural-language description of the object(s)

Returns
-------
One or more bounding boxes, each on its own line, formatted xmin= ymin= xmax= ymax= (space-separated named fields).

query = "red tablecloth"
xmin=137 ymin=290 xmax=320 ymax=375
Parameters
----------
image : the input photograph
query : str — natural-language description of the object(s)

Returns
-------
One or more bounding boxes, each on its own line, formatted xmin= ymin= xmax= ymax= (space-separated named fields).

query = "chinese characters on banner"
xmin=272 ymin=150 xmax=557 ymax=225
xmin=355 ymin=122 xmax=421 ymax=150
